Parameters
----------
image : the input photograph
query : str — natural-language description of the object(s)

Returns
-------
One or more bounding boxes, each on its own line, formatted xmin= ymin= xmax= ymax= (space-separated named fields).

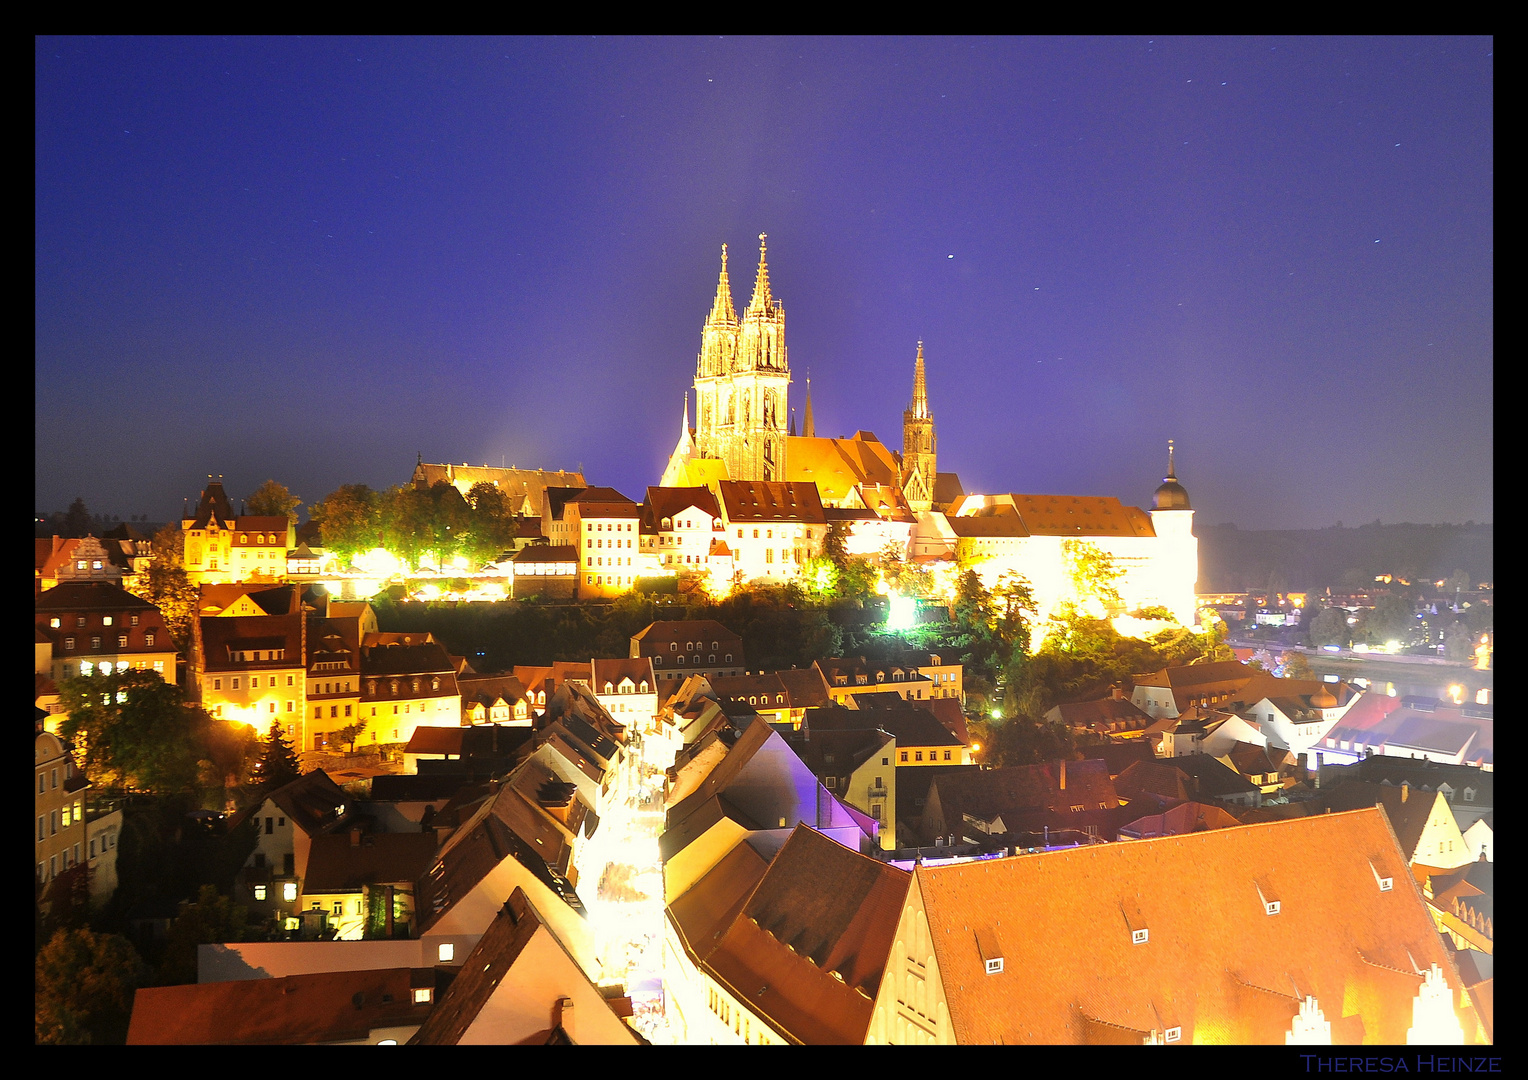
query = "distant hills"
xmin=1196 ymin=522 xmax=1493 ymax=593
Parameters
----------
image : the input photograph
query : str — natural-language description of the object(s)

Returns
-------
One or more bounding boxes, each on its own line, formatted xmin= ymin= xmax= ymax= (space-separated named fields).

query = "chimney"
xmin=1111 ymin=685 xmax=1125 ymax=701
xmin=554 ymin=996 xmax=575 ymax=1041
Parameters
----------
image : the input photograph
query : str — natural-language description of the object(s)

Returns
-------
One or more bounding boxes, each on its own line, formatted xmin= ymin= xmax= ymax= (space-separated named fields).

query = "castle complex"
xmin=662 ymin=238 xmax=1201 ymax=626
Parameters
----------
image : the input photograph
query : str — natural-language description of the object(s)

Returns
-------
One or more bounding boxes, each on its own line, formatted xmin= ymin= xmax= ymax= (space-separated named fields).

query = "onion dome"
xmin=1153 ymin=439 xmax=1191 ymax=510
xmin=1311 ymin=686 xmax=1338 ymax=709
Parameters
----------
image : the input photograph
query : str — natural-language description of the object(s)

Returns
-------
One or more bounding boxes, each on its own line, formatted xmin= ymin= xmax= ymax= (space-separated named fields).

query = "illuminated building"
xmin=35 ymin=728 xmax=88 ymax=890
xmin=866 ymin=809 xmax=1482 ymax=1044
xmin=409 ymin=460 xmax=585 ymax=518
xmin=35 ymin=560 xmax=176 ymax=688
xmin=358 ymin=633 xmax=462 ymax=751
xmin=714 ymin=480 xmax=827 ymax=582
xmin=230 ymin=769 xmax=351 ymax=929
xmin=181 ymin=478 xmax=294 ymax=586
xmin=540 ymin=486 xmax=643 ymax=599
xmin=193 ymin=610 xmax=307 ymax=742
xmin=690 ymin=237 xmax=791 ymax=483
xmin=901 ymin=341 xmax=937 ymax=512
xmin=631 ymin=619 xmax=745 ymax=686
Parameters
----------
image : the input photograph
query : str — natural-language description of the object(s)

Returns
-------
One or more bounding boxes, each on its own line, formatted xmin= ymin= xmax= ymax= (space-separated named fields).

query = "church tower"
xmin=693 ymin=235 xmax=790 ymax=482
xmin=1148 ymin=439 xmax=1199 ymax=625
xmin=902 ymin=341 xmax=937 ymax=512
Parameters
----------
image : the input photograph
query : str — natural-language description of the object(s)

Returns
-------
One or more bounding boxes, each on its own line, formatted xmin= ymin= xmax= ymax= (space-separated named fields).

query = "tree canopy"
xmin=245 ymin=479 xmax=301 ymax=525
xmin=58 ymin=671 xmax=215 ymax=794
xmin=35 ymin=927 xmax=147 ymax=1045
xmin=249 ymin=721 xmax=303 ymax=793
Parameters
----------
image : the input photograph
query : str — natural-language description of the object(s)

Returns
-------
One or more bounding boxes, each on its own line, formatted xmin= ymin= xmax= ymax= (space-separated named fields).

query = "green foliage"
xmin=1281 ymin=651 xmax=1316 ymax=680
xmin=1443 ymin=621 xmax=1475 ymax=663
xmin=245 ymin=480 xmax=301 ymax=525
xmin=58 ymin=670 xmax=213 ymax=794
xmin=250 ymin=721 xmax=302 ymax=793
xmin=1061 ymin=539 xmax=1124 ymax=612
xmin=1358 ymin=594 xmax=1418 ymax=646
xmin=1309 ymin=606 xmax=1352 ymax=648
xmin=311 ymin=484 xmax=380 ymax=564
xmin=337 ymin=719 xmax=367 ymax=752
xmin=969 ymin=716 xmax=1083 ymax=769
xmin=155 ymin=885 xmax=252 ymax=986
xmin=822 ymin=520 xmax=851 ymax=569
xmin=35 ymin=927 xmax=147 ymax=1045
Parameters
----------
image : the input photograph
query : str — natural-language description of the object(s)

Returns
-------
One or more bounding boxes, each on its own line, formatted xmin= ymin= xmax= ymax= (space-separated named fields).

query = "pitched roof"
xmin=128 ymin=967 xmax=435 ymax=1044
xmin=803 ymin=702 xmax=963 ymax=749
xmin=915 ymin=809 xmax=1466 ymax=1044
xmin=685 ymin=825 xmax=909 ymax=1044
xmin=716 ymin=480 xmax=827 ymax=524
xmin=35 ymin=580 xmax=158 ymax=614
xmin=303 ymin=830 xmax=440 ymax=893
xmin=644 ymin=485 xmax=722 ymax=524
xmin=1117 ymin=800 xmax=1243 ymax=840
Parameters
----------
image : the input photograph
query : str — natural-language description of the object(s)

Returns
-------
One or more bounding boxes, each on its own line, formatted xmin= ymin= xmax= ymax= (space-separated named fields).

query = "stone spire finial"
xmin=802 ymin=373 xmax=815 ymax=439
xmin=910 ymin=340 xmax=930 ymax=420
xmin=709 ymin=243 xmax=737 ymax=325
xmin=1167 ymin=439 xmax=1177 ymax=480
xmin=747 ymin=233 xmax=773 ymax=313
xmin=682 ymin=392 xmax=691 ymax=437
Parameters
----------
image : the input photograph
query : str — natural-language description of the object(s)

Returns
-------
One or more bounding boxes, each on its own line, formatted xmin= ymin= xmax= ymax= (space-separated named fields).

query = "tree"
xmin=1443 ymin=621 xmax=1474 ymax=663
xmin=1361 ymin=594 xmax=1416 ymax=646
xmin=249 ymin=721 xmax=302 ymax=793
xmin=311 ymin=484 xmax=381 ymax=566
xmin=129 ymin=523 xmax=198 ymax=651
xmin=155 ymin=885 xmax=252 ymax=986
xmin=62 ymin=498 xmax=93 ymax=538
xmin=58 ymin=670 xmax=211 ymax=793
xmin=822 ymin=520 xmax=851 ymax=569
xmin=1280 ymin=651 xmax=1315 ymax=680
xmin=35 ymin=927 xmax=147 ymax=1045
xmin=1309 ymin=606 xmax=1350 ymax=648
xmin=245 ymin=480 xmax=301 ymax=526
xmin=461 ymin=480 xmax=516 ymax=567
xmin=1062 ymin=539 xmax=1124 ymax=614
xmin=336 ymin=719 xmax=368 ymax=753
xmin=378 ymin=484 xmax=433 ymax=571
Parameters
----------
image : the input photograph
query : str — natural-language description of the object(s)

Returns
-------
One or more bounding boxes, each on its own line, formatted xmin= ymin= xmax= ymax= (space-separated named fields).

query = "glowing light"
xmin=990 ymin=709 xmax=1002 ymax=720
xmin=355 ymin=547 xmax=403 ymax=577
xmin=1446 ymin=684 xmax=1464 ymax=705
xmin=886 ymin=594 xmax=917 ymax=631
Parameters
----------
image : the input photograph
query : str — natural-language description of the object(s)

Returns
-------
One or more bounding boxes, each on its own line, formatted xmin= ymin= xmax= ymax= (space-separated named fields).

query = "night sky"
xmin=36 ymin=37 xmax=1493 ymax=530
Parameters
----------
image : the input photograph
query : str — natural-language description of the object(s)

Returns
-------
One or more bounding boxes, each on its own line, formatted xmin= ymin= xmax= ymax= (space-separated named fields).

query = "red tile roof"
xmin=913 ymin=809 xmax=1470 ymax=1044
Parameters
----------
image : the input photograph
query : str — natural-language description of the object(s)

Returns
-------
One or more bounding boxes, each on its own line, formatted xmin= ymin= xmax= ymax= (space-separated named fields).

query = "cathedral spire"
xmin=683 ymin=392 xmax=691 ymax=437
xmin=910 ymin=340 xmax=930 ymax=420
xmin=802 ymin=375 xmax=815 ymax=438
xmin=746 ymin=233 xmax=773 ymax=314
xmin=709 ymin=243 xmax=737 ymax=326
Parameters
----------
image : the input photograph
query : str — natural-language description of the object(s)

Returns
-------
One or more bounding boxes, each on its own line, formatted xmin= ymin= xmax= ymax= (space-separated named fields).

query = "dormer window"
xmin=1164 ymin=1027 xmax=1182 ymax=1043
xmin=1265 ymin=901 xmax=1281 ymax=916
xmin=985 ymin=958 xmax=1004 ymax=975
xmin=1132 ymin=929 xmax=1149 ymax=945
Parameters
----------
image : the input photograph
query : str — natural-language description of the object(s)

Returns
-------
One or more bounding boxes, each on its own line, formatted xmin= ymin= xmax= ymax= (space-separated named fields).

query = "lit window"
xmin=282 ymin=882 xmax=297 ymax=902
xmin=438 ymin=942 xmax=455 ymax=962
xmin=413 ymin=988 xmax=433 ymax=1004
xmin=254 ymin=885 xmax=267 ymax=901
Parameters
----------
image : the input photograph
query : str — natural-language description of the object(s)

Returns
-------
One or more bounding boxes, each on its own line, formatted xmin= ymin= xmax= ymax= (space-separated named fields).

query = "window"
xmin=900 ymin=751 xmax=908 ymax=762
xmin=282 ymin=882 xmax=297 ymax=902
xmin=413 ymin=988 xmax=433 ymax=1004
xmin=1164 ymin=1026 xmax=1182 ymax=1043
xmin=232 ymin=678 xmax=240 ymax=690
xmin=1265 ymin=901 xmax=1280 ymax=916
xmin=438 ymin=942 xmax=455 ymax=963
xmin=985 ymin=958 xmax=1004 ymax=975
xmin=118 ymin=635 xmax=128 ymax=648
xmin=91 ymin=636 xmax=102 ymax=649
xmin=944 ymin=750 xmax=952 ymax=761
xmin=915 ymin=751 xmax=923 ymax=761
xmin=145 ymin=632 xmax=156 ymax=647
xmin=254 ymin=884 xmax=267 ymax=901
xmin=1132 ymin=929 xmax=1149 ymax=945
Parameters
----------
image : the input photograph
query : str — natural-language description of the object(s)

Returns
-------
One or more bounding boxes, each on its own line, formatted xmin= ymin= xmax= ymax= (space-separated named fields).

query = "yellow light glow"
xmin=1447 ymin=684 xmax=1464 ymax=705
xmin=355 ymin=547 xmax=403 ymax=577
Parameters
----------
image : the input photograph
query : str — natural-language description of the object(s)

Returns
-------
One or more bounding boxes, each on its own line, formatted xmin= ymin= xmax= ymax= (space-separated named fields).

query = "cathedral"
xmin=661 ymin=238 xmax=1200 ymax=626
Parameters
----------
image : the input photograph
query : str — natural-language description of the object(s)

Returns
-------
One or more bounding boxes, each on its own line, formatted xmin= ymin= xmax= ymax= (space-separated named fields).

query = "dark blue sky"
xmin=36 ymin=37 xmax=1493 ymax=529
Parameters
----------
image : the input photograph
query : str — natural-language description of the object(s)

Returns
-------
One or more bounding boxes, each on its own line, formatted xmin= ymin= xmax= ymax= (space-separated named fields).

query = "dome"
xmin=1152 ymin=439 xmax=1191 ymax=510
xmin=1153 ymin=478 xmax=1191 ymax=511
xmin=1311 ymin=687 xmax=1338 ymax=709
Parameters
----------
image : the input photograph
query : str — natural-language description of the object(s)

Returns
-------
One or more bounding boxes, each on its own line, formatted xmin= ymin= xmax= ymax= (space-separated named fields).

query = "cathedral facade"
xmin=691 ymin=236 xmax=791 ymax=483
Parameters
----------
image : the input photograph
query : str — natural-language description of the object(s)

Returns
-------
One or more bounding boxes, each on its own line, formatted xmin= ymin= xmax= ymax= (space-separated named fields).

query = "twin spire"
xmin=709 ymin=234 xmax=776 ymax=325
